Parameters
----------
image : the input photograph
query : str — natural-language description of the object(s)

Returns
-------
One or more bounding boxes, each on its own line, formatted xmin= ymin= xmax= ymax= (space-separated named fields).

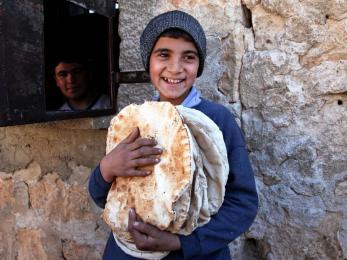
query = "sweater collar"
xmin=153 ymin=86 xmax=201 ymax=108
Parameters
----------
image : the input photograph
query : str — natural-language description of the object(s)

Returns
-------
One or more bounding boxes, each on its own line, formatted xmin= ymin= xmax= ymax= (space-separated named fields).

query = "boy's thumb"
xmin=124 ymin=127 xmax=140 ymax=143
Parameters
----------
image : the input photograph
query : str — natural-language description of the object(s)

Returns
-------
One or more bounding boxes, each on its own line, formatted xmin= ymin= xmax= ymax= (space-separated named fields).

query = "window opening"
xmin=44 ymin=0 xmax=115 ymax=112
xmin=0 ymin=0 xmax=122 ymax=127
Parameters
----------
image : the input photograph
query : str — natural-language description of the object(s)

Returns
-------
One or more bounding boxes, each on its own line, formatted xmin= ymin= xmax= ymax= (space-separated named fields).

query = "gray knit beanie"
xmin=140 ymin=10 xmax=207 ymax=77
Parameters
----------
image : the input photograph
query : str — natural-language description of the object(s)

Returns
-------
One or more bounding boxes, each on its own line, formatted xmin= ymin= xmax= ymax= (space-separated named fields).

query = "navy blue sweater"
xmin=89 ymin=99 xmax=258 ymax=259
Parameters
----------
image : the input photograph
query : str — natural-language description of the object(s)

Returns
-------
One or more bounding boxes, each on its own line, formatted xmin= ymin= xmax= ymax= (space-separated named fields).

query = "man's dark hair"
xmin=52 ymin=51 xmax=89 ymax=69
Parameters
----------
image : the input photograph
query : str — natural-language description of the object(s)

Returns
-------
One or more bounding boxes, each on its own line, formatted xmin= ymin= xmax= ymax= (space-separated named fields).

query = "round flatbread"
xmin=102 ymin=102 xmax=229 ymax=259
xmin=103 ymin=102 xmax=193 ymax=244
xmin=176 ymin=105 xmax=229 ymax=234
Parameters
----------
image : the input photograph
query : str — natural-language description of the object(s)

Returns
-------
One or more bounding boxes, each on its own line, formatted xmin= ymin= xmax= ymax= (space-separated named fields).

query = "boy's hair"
xmin=157 ymin=28 xmax=199 ymax=57
xmin=159 ymin=28 xmax=195 ymax=43
xmin=140 ymin=10 xmax=206 ymax=77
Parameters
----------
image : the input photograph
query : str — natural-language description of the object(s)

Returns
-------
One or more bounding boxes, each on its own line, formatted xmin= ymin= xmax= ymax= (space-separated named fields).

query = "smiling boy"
xmin=149 ymin=33 xmax=199 ymax=105
xmin=89 ymin=10 xmax=258 ymax=259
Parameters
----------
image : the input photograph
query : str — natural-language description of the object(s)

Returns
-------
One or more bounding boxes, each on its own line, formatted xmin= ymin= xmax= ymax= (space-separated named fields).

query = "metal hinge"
xmin=115 ymin=71 xmax=151 ymax=84
xmin=114 ymin=0 xmax=119 ymax=10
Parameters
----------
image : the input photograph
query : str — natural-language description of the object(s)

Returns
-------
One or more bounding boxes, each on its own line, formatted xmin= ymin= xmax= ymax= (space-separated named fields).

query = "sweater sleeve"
xmin=88 ymin=165 xmax=112 ymax=209
xmin=178 ymin=106 xmax=258 ymax=258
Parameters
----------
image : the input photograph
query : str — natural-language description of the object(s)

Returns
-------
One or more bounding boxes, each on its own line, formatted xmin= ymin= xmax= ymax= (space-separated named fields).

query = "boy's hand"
xmin=100 ymin=127 xmax=162 ymax=183
xmin=128 ymin=208 xmax=181 ymax=252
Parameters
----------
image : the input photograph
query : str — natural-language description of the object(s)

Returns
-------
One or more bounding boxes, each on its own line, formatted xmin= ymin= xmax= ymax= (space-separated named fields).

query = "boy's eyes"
xmin=158 ymin=52 xmax=169 ymax=58
xmin=156 ymin=52 xmax=198 ymax=61
xmin=183 ymin=54 xmax=197 ymax=61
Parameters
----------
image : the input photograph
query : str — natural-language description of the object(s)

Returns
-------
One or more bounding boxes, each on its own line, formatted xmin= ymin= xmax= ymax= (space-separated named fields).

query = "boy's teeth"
xmin=164 ymin=78 xmax=183 ymax=83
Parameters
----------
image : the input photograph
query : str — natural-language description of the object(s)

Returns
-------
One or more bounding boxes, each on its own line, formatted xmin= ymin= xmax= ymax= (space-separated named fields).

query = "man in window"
xmin=53 ymin=54 xmax=110 ymax=111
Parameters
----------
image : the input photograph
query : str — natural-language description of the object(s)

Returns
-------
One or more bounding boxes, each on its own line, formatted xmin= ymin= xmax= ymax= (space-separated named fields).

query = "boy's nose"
xmin=167 ymin=60 xmax=183 ymax=73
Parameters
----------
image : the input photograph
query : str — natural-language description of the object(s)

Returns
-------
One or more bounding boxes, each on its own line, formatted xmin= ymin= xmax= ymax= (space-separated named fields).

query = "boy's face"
xmin=149 ymin=36 xmax=199 ymax=105
xmin=54 ymin=62 xmax=88 ymax=101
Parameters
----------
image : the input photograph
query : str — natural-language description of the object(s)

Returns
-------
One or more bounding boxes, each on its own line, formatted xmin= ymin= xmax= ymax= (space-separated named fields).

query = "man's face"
xmin=149 ymin=36 xmax=199 ymax=105
xmin=54 ymin=62 xmax=88 ymax=100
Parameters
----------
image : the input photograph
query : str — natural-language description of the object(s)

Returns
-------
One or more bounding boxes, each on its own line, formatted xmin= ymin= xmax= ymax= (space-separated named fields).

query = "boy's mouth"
xmin=163 ymin=77 xmax=184 ymax=84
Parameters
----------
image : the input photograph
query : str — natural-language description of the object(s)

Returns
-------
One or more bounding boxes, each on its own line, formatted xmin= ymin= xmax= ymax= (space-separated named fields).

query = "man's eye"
xmin=58 ymin=72 xmax=67 ymax=77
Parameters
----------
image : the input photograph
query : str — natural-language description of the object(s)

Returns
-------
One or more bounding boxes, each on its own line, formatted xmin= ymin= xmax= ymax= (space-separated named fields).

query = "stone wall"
xmin=240 ymin=0 xmax=347 ymax=259
xmin=0 ymin=121 xmax=110 ymax=259
xmin=0 ymin=0 xmax=346 ymax=259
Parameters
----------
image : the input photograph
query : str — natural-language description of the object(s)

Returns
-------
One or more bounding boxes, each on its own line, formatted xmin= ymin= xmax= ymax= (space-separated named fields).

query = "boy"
xmin=89 ymin=10 xmax=258 ymax=259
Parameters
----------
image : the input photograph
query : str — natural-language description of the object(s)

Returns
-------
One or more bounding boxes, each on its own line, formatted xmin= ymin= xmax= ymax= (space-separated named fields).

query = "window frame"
xmin=0 ymin=0 xmax=118 ymax=127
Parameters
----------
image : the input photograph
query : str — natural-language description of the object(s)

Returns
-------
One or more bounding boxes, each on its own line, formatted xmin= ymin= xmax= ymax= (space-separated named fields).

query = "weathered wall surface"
xmin=0 ymin=121 xmax=110 ymax=259
xmin=1 ymin=0 xmax=346 ymax=259
xmin=240 ymin=1 xmax=347 ymax=259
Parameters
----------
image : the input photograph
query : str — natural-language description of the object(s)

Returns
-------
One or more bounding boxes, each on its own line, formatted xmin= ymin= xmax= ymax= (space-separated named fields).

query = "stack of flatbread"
xmin=103 ymin=101 xmax=229 ymax=259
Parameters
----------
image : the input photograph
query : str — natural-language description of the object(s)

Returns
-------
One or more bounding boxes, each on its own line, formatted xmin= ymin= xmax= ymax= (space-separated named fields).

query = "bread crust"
xmin=102 ymin=102 xmax=229 ymax=259
xmin=103 ymin=102 xmax=192 ymax=242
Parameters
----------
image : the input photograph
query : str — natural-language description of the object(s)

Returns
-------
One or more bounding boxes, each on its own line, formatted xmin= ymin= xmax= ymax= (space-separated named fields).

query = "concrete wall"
xmin=0 ymin=0 xmax=346 ymax=259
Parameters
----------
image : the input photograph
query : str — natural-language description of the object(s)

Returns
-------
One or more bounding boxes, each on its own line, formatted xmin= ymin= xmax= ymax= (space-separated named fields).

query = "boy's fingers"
xmin=123 ymin=127 xmax=140 ymax=144
xmin=133 ymin=221 xmax=158 ymax=238
xmin=128 ymin=208 xmax=157 ymax=237
xmin=129 ymin=157 xmax=160 ymax=168
xmin=130 ymin=138 xmax=158 ymax=151
xmin=126 ymin=168 xmax=151 ymax=177
xmin=131 ymin=147 xmax=162 ymax=159
xmin=131 ymin=229 xmax=150 ymax=250
xmin=128 ymin=208 xmax=136 ymax=230
xmin=128 ymin=209 xmax=149 ymax=245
